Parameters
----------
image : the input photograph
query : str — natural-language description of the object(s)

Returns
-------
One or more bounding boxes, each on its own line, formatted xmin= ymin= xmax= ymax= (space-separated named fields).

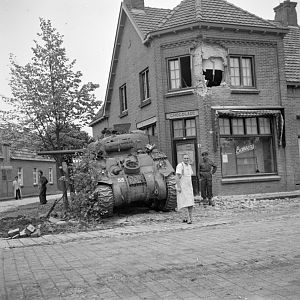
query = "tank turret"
xmin=91 ymin=130 xmax=177 ymax=217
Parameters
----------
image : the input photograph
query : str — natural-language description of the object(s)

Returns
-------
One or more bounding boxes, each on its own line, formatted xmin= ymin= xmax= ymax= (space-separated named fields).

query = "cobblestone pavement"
xmin=1 ymin=204 xmax=300 ymax=300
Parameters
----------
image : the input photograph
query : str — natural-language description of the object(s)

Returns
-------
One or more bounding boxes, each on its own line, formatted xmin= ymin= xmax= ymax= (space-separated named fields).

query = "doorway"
xmin=174 ymin=141 xmax=199 ymax=195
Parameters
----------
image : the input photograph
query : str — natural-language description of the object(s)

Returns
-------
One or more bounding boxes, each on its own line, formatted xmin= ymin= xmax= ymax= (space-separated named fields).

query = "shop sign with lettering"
xmin=166 ymin=110 xmax=198 ymax=120
xmin=236 ymin=144 xmax=254 ymax=155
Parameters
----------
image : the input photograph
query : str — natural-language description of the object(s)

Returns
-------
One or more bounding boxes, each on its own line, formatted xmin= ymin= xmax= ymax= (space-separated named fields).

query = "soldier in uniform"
xmin=199 ymin=151 xmax=217 ymax=206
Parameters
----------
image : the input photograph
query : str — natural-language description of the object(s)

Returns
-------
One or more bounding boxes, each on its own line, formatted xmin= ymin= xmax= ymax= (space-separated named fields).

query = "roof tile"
xmin=154 ymin=0 xmax=279 ymax=31
xmin=284 ymin=26 xmax=300 ymax=83
xmin=130 ymin=7 xmax=170 ymax=37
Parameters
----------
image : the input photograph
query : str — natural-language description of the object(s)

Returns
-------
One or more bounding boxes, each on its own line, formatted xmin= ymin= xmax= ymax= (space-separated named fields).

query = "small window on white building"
xmin=49 ymin=167 xmax=53 ymax=184
xmin=33 ymin=168 xmax=38 ymax=185
xmin=17 ymin=167 xmax=23 ymax=186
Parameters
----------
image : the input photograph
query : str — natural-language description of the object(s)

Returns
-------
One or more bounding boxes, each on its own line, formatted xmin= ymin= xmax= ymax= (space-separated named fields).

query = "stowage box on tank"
xmin=91 ymin=130 xmax=177 ymax=217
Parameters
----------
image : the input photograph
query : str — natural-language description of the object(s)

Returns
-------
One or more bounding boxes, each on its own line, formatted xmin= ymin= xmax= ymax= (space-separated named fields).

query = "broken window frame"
xmin=229 ymin=55 xmax=255 ymax=88
xmin=139 ymin=68 xmax=150 ymax=102
xmin=119 ymin=84 xmax=128 ymax=114
xmin=167 ymin=55 xmax=192 ymax=90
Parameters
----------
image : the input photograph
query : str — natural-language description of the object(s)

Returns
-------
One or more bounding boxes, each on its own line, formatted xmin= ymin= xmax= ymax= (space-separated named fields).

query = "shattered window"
xmin=168 ymin=56 xmax=192 ymax=90
xmin=203 ymin=69 xmax=223 ymax=87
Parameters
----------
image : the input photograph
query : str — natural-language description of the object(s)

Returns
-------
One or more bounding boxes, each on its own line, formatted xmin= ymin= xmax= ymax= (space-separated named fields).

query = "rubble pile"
xmin=195 ymin=195 xmax=298 ymax=210
xmin=6 ymin=224 xmax=41 ymax=239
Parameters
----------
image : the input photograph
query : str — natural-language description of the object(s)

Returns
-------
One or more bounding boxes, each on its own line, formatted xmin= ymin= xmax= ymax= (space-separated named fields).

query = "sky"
xmin=0 ymin=0 xmax=299 ymax=133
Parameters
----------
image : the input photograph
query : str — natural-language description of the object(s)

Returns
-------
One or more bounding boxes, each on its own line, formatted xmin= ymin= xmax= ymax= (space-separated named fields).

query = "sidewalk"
xmin=0 ymin=193 xmax=63 ymax=213
xmin=195 ymin=189 xmax=300 ymax=203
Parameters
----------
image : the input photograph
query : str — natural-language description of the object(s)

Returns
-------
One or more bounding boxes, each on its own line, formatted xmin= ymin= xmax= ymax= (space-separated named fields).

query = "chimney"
xmin=123 ymin=0 xmax=145 ymax=10
xmin=274 ymin=0 xmax=298 ymax=26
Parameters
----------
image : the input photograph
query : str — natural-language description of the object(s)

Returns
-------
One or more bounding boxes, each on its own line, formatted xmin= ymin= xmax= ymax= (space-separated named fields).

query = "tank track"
xmin=94 ymin=184 xmax=114 ymax=217
xmin=162 ymin=173 xmax=177 ymax=211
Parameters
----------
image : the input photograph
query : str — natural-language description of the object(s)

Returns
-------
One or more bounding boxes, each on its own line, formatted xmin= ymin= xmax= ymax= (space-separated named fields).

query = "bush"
xmin=69 ymin=141 xmax=106 ymax=221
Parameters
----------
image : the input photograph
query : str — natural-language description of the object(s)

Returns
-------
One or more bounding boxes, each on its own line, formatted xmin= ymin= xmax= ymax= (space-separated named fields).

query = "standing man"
xmin=199 ymin=150 xmax=217 ymax=206
xmin=176 ymin=154 xmax=195 ymax=224
xmin=12 ymin=176 xmax=22 ymax=200
xmin=38 ymin=170 xmax=48 ymax=205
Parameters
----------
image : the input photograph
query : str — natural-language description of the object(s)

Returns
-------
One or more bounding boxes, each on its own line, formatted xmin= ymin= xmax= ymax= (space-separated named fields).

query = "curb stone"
xmin=0 ymin=220 xmax=229 ymax=249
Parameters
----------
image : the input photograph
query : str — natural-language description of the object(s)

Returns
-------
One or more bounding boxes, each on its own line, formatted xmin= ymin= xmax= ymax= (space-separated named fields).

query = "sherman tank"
xmin=90 ymin=130 xmax=177 ymax=217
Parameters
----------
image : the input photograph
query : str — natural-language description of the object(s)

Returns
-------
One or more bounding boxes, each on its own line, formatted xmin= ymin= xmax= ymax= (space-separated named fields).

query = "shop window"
xmin=119 ymin=84 xmax=128 ymax=114
xmin=140 ymin=123 xmax=157 ymax=145
xmin=229 ymin=56 xmax=254 ymax=88
xmin=140 ymin=68 xmax=150 ymax=102
xmin=17 ymin=167 xmax=23 ymax=186
xmin=172 ymin=118 xmax=196 ymax=138
xmin=168 ymin=56 xmax=192 ymax=90
xmin=141 ymin=123 xmax=156 ymax=136
xmin=33 ymin=168 xmax=38 ymax=185
xmin=49 ymin=167 xmax=53 ymax=184
xmin=219 ymin=117 xmax=276 ymax=177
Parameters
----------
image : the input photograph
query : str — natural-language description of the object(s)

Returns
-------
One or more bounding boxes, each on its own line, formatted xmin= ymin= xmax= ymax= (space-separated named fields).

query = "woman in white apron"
xmin=175 ymin=154 xmax=195 ymax=224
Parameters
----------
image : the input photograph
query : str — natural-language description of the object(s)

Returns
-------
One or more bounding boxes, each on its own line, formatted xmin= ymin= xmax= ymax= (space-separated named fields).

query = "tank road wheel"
xmin=94 ymin=184 xmax=114 ymax=217
xmin=163 ymin=173 xmax=177 ymax=211
xmin=154 ymin=173 xmax=177 ymax=212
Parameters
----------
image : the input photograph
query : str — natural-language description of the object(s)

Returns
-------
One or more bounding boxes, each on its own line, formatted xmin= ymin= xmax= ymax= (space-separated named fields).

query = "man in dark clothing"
xmin=199 ymin=151 xmax=217 ymax=206
xmin=38 ymin=170 xmax=48 ymax=205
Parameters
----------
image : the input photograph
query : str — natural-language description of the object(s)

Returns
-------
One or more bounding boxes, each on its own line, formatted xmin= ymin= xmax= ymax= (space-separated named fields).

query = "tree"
xmin=4 ymin=18 xmax=101 ymax=210
xmin=0 ymin=113 xmax=40 ymax=150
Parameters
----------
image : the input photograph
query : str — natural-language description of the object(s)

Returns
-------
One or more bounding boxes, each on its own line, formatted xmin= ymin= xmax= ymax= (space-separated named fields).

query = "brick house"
xmin=0 ymin=144 xmax=58 ymax=199
xmin=91 ymin=0 xmax=300 ymax=196
xmin=277 ymin=1 xmax=300 ymax=186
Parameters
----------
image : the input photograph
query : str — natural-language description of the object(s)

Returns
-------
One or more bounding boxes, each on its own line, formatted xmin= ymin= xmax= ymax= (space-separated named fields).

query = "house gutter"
xmin=143 ymin=21 xmax=288 ymax=44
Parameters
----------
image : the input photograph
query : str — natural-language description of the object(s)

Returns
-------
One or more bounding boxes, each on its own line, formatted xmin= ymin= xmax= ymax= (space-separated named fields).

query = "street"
xmin=1 ymin=202 xmax=300 ymax=300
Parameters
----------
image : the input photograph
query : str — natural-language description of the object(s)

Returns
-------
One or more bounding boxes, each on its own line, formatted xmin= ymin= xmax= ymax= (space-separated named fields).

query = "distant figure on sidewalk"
xmin=176 ymin=154 xmax=195 ymax=224
xmin=12 ymin=176 xmax=22 ymax=200
xmin=38 ymin=170 xmax=48 ymax=205
xmin=199 ymin=150 xmax=217 ymax=206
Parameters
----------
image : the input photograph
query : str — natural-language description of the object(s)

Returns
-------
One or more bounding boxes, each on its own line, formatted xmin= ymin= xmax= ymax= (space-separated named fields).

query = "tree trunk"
xmin=56 ymin=155 xmax=69 ymax=211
